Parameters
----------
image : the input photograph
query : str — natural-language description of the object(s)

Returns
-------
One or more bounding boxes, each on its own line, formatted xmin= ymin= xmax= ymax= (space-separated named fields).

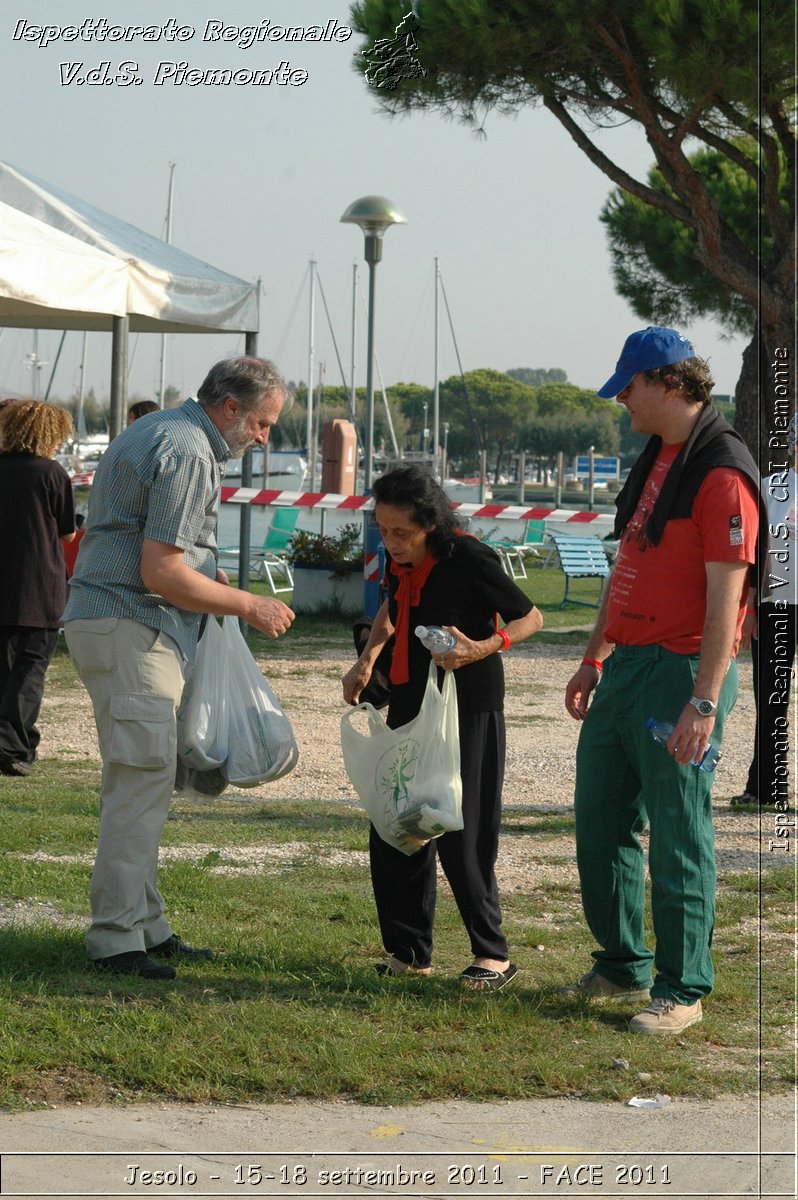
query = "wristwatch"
xmin=689 ymin=696 xmax=717 ymax=717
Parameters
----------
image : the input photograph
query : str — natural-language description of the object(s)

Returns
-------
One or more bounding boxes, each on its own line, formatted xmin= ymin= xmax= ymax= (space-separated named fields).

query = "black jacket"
xmin=613 ymin=404 xmax=765 ymax=590
xmin=616 ymin=406 xmax=759 ymax=525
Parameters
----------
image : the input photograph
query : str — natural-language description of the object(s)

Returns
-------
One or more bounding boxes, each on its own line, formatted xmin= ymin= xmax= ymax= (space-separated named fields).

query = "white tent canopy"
xmin=0 ymin=160 xmax=265 ymax=577
xmin=0 ymin=159 xmax=260 ymax=437
xmin=0 ymin=200 xmax=129 ymax=325
xmin=0 ymin=160 xmax=259 ymax=333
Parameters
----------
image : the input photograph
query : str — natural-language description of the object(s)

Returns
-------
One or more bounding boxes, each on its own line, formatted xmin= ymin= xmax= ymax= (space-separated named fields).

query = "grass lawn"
xmin=0 ymin=596 xmax=787 ymax=1112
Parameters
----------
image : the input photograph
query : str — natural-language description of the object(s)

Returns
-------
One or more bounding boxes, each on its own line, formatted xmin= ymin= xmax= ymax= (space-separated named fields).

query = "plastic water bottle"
xmin=645 ymin=717 xmax=722 ymax=773
xmin=415 ymin=625 xmax=457 ymax=654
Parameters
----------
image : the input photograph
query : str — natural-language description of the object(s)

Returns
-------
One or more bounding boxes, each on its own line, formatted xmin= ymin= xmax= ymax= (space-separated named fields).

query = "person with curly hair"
xmin=0 ymin=400 xmax=76 ymax=776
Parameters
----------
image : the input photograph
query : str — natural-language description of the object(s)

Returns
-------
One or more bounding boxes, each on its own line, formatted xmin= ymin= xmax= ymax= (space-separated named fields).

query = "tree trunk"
xmin=758 ymin=314 xmax=797 ymax=474
xmin=732 ymin=323 xmax=796 ymax=474
xmin=493 ymin=447 xmax=504 ymax=487
xmin=732 ymin=330 xmax=767 ymax=470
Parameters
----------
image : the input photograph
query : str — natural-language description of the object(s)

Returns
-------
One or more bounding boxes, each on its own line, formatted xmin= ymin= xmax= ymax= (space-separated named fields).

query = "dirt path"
xmin=36 ymin=645 xmax=768 ymax=893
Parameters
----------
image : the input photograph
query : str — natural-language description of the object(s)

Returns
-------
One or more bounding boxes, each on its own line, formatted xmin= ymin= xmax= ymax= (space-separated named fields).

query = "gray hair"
xmin=197 ymin=356 xmax=293 ymax=413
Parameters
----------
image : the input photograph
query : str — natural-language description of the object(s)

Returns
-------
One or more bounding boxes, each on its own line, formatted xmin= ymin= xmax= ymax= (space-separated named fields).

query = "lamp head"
xmin=340 ymin=195 xmax=407 ymax=237
xmin=340 ymin=196 xmax=407 ymax=264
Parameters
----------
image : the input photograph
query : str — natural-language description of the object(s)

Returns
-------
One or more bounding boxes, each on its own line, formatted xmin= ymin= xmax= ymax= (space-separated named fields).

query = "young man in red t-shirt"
xmin=561 ymin=327 xmax=759 ymax=1035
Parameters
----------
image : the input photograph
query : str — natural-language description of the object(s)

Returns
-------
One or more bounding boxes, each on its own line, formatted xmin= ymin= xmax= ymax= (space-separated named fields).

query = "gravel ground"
xmin=28 ymin=643 xmax=771 ymax=902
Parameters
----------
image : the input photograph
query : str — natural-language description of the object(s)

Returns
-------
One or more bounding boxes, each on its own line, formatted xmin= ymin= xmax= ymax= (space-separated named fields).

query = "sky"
xmin=1 ymin=0 xmax=749 ymax=414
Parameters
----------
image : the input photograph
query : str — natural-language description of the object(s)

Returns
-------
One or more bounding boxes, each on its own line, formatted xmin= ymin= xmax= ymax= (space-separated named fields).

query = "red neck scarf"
xmin=389 ymin=550 xmax=437 ymax=684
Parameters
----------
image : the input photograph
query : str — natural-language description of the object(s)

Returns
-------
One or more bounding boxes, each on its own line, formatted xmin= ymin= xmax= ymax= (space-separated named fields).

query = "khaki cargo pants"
xmin=64 ymin=617 xmax=186 ymax=960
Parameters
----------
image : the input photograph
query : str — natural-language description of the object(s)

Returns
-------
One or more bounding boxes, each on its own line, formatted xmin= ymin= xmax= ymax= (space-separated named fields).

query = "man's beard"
xmin=225 ymin=414 xmax=255 ymax=458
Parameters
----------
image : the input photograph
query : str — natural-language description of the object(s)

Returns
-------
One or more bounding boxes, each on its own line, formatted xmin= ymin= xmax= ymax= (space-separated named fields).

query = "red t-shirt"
xmin=62 ymin=528 xmax=85 ymax=579
xmin=604 ymin=444 xmax=758 ymax=654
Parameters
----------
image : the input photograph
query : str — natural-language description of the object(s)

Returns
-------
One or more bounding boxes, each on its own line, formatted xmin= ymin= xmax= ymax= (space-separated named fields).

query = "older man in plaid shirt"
xmin=64 ymin=357 xmax=294 ymax=980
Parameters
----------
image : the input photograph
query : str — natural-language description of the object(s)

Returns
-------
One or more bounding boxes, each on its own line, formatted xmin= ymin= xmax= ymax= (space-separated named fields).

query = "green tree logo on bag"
xmin=340 ymin=662 xmax=463 ymax=856
xmin=377 ymin=739 xmax=420 ymax=814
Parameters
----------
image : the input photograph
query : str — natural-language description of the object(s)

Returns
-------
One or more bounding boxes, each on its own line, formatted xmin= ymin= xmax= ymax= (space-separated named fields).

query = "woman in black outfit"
xmin=342 ymin=465 xmax=542 ymax=989
xmin=0 ymin=400 xmax=76 ymax=776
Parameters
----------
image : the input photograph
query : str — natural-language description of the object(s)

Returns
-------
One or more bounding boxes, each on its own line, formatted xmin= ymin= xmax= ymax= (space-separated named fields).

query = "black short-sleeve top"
xmin=386 ymin=533 xmax=534 ymax=727
xmin=0 ymin=453 xmax=75 ymax=627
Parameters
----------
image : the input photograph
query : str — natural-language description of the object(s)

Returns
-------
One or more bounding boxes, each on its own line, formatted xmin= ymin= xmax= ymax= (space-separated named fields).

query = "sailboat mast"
xmin=306 ymin=258 xmax=316 ymax=489
xmin=350 ymin=261 xmax=357 ymax=429
xmin=158 ymin=161 xmax=176 ymax=408
xmin=433 ymin=255 xmax=440 ymax=480
xmin=77 ymin=331 xmax=88 ymax=440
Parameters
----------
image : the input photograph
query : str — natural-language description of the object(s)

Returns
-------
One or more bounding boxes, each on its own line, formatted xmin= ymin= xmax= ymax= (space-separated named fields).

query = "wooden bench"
xmin=549 ymin=533 xmax=611 ymax=609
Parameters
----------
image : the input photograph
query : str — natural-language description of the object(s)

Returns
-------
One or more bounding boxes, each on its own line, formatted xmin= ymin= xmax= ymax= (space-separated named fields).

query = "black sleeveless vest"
xmin=614 ymin=405 xmax=761 ymax=544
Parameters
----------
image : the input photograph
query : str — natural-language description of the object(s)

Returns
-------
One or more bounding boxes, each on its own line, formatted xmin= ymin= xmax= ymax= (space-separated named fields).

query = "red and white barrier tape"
xmin=219 ymin=487 xmax=609 ymax=524
xmin=71 ymin=477 xmax=609 ymax=527
xmin=363 ymin=552 xmax=381 ymax=581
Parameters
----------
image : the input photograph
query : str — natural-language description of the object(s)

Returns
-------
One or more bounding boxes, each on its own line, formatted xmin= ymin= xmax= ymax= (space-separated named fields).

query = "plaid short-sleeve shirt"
xmin=64 ymin=398 xmax=230 ymax=662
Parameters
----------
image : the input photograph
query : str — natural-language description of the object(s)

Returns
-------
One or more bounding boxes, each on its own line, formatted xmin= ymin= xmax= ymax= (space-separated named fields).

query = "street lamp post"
xmin=340 ymin=196 xmax=407 ymax=491
xmin=340 ymin=196 xmax=407 ymax=618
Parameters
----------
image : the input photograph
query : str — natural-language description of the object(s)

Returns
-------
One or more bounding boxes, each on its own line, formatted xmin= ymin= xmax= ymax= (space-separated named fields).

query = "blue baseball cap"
xmin=597 ymin=326 xmax=695 ymax=398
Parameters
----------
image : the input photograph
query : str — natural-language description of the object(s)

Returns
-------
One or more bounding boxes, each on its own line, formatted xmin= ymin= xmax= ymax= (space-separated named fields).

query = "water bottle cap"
xmin=414 ymin=625 xmax=428 ymax=637
xmin=644 ymin=717 xmax=656 ymax=729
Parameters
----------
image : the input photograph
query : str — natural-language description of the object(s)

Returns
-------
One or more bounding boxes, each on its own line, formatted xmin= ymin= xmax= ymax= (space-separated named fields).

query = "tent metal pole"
xmin=109 ymin=316 xmax=128 ymax=441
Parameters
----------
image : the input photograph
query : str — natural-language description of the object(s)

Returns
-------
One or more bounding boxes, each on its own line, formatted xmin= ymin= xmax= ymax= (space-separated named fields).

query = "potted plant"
xmin=287 ymin=522 xmax=365 ymax=615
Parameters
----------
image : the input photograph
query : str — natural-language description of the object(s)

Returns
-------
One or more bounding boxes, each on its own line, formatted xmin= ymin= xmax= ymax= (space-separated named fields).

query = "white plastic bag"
xmin=341 ymin=661 xmax=463 ymax=855
xmin=176 ymin=616 xmax=229 ymax=770
xmin=221 ymin=616 xmax=299 ymax=787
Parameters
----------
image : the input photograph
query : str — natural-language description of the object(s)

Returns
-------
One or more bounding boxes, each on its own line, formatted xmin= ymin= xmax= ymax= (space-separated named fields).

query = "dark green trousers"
xmin=574 ymin=643 xmax=738 ymax=1004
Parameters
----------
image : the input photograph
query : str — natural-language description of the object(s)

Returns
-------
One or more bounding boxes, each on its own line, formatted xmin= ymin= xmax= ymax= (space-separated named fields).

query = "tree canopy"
xmin=351 ymin=0 xmax=796 ymax=447
xmin=600 ymin=139 xmax=791 ymax=459
xmin=533 ymin=381 xmax=618 ymax=417
xmin=601 ymin=146 xmax=761 ymax=337
xmin=440 ymin=368 xmax=536 ymax=482
xmin=506 ymin=366 xmax=567 ymax=387
xmin=523 ymin=410 xmax=620 ymax=461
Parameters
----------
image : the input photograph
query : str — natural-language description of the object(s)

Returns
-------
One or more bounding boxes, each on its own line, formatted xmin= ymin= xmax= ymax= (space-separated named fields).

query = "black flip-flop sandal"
xmin=375 ymin=959 xmax=431 ymax=978
xmin=459 ymin=963 xmax=518 ymax=991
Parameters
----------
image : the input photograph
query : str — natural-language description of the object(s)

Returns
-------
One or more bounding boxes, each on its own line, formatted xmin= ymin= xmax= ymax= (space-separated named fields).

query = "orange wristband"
xmin=581 ymin=657 xmax=603 ymax=672
xmin=496 ymin=629 xmax=511 ymax=653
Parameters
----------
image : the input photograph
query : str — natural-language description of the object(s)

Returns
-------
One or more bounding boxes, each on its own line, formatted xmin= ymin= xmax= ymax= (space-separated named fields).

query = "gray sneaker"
xmin=629 ymin=996 xmax=703 ymax=1035
xmin=559 ymin=970 xmax=652 ymax=1002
